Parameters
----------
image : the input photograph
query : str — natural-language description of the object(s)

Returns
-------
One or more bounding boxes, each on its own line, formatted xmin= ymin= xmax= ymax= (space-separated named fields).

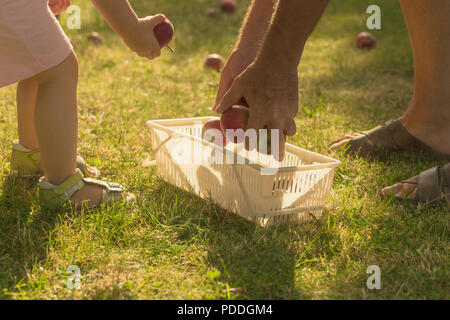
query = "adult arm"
xmin=215 ymin=0 xmax=278 ymax=106
xmin=213 ymin=0 xmax=330 ymax=160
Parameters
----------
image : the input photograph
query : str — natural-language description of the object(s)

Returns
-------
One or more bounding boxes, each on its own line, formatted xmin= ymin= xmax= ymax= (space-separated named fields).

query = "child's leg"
xmin=16 ymin=67 xmax=100 ymax=177
xmin=31 ymin=51 xmax=78 ymax=185
xmin=31 ymin=51 xmax=104 ymax=206
xmin=17 ymin=79 xmax=39 ymax=151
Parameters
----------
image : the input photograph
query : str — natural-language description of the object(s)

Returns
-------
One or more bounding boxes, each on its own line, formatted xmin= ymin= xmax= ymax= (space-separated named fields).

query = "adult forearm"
xmin=257 ymin=0 xmax=329 ymax=69
xmin=90 ymin=0 xmax=139 ymax=38
xmin=236 ymin=0 xmax=278 ymax=52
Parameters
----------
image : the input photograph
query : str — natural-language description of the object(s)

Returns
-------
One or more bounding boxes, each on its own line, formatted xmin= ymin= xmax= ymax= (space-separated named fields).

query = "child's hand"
xmin=123 ymin=14 xmax=166 ymax=60
xmin=48 ymin=0 xmax=71 ymax=16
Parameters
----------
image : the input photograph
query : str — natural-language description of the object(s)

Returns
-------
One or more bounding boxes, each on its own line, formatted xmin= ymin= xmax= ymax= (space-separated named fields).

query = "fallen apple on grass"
xmin=356 ymin=32 xmax=376 ymax=49
xmin=220 ymin=0 xmax=237 ymax=13
xmin=154 ymin=18 xmax=174 ymax=48
xmin=87 ymin=32 xmax=102 ymax=44
xmin=202 ymin=119 xmax=228 ymax=147
xmin=204 ymin=54 xmax=224 ymax=72
xmin=206 ymin=8 xmax=218 ymax=19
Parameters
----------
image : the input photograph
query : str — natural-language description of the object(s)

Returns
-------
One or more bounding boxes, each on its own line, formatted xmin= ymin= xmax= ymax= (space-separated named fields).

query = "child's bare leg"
xmin=17 ymin=78 xmax=39 ymax=150
xmin=31 ymin=52 xmax=103 ymax=206
xmin=17 ymin=75 xmax=99 ymax=177
xmin=32 ymin=52 xmax=78 ymax=184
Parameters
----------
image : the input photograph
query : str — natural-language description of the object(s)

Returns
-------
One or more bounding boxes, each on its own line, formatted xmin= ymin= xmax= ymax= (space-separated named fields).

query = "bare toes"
xmin=380 ymin=183 xmax=417 ymax=200
xmin=329 ymin=137 xmax=351 ymax=150
xmin=329 ymin=133 xmax=364 ymax=150
xmin=395 ymin=183 xmax=417 ymax=200
xmin=85 ymin=165 xmax=100 ymax=178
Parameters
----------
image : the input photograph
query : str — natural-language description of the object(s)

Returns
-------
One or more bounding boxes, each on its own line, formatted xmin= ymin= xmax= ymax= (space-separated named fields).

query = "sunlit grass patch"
xmin=0 ymin=0 xmax=448 ymax=300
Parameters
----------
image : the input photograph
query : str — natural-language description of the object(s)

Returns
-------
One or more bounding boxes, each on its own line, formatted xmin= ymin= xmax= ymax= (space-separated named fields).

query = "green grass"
xmin=0 ymin=0 xmax=448 ymax=300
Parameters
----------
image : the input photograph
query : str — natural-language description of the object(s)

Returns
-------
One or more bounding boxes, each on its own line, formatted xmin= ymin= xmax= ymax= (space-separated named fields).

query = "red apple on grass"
xmin=87 ymin=32 xmax=102 ymax=44
xmin=220 ymin=0 xmax=237 ymax=13
xmin=153 ymin=18 xmax=174 ymax=48
xmin=356 ymin=32 xmax=376 ymax=49
xmin=204 ymin=54 xmax=224 ymax=72
xmin=202 ymin=119 xmax=228 ymax=147
xmin=206 ymin=8 xmax=218 ymax=19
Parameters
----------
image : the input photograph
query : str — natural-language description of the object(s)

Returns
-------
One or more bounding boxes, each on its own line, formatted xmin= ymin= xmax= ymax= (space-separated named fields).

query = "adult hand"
xmin=48 ymin=0 xmax=71 ymax=16
xmin=213 ymin=59 xmax=298 ymax=161
xmin=215 ymin=47 xmax=259 ymax=107
xmin=123 ymin=14 xmax=166 ymax=60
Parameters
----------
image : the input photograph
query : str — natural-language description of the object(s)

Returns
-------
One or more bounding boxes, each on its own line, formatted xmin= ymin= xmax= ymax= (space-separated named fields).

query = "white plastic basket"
xmin=146 ymin=117 xmax=341 ymax=226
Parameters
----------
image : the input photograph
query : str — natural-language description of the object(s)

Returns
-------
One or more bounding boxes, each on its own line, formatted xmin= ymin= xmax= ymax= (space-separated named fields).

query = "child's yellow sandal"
xmin=10 ymin=141 xmax=100 ymax=178
xmin=39 ymin=169 xmax=134 ymax=211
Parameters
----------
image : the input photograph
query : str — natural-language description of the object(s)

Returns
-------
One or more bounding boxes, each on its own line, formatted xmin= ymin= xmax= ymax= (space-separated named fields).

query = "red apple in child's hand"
xmin=202 ymin=119 xmax=228 ymax=147
xmin=220 ymin=105 xmax=249 ymax=144
xmin=153 ymin=18 xmax=174 ymax=48
xmin=87 ymin=32 xmax=102 ymax=44
xmin=204 ymin=54 xmax=224 ymax=72
xmin=49 ymin=0 xmax=71 ymax=16
xmin=220 ymin=0 xmax=237 ymax=13
xmin=356 ymin=32 xmax=376 ymax=49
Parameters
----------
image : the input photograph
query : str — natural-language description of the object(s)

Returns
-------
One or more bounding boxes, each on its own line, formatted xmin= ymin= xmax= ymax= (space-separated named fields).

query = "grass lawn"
xmin=0 ymin=0 xmax=448 ymax=299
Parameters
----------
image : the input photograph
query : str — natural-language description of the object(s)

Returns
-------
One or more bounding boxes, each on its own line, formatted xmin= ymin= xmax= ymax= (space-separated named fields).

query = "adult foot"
xmin=329 ymin=118 xmax=450 ymax=159
xmin=379 ymin=164 xmax=450 ymax=206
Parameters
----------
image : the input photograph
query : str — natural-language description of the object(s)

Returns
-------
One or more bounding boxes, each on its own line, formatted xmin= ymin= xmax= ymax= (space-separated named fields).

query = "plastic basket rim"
xmin=146 ymin=117 xmax=342 ymax=173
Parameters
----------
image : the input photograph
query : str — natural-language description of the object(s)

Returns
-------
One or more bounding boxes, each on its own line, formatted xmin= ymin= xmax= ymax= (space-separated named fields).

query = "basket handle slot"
xmin=147 ymin=132 xmax=186 ymax=166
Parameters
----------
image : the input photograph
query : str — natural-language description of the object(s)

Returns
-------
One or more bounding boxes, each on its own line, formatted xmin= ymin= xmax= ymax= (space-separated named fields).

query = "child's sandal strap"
xmin=103 ymin=188 xmax=126 ymax=203
xmin=82 ymin=178 xmax=126 ymax=205
xmin=10 ymin=143 xmax=41 ymax=176
xmin=76 ymin=156 xmax=100 ymax=178
xmin=39 ymin=169 xmax=86 ymax=211
xmin=29 ymin=151 xmax=41 ymax=163
xmin=40 ymin=170 xmax=128 ymax=211
xmin=12 ymin=141 xmax=99 ymax=178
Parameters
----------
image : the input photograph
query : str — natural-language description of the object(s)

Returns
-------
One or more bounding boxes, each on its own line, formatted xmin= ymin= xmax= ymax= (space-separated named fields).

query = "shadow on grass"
xmin=147 ymin=143 xmax=327 ymax=299
xmin=0 ymin=174 xmax=62 ymax=298
xmin=146 ymin=145 xmax=449 ymax=299
xmin=146 ymin=135 xmax=302 ymax=298
xmin=197 ymin=162 xmax=300 ymax=299
xmin=150 ymin=177 xmax=303 ymax=299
